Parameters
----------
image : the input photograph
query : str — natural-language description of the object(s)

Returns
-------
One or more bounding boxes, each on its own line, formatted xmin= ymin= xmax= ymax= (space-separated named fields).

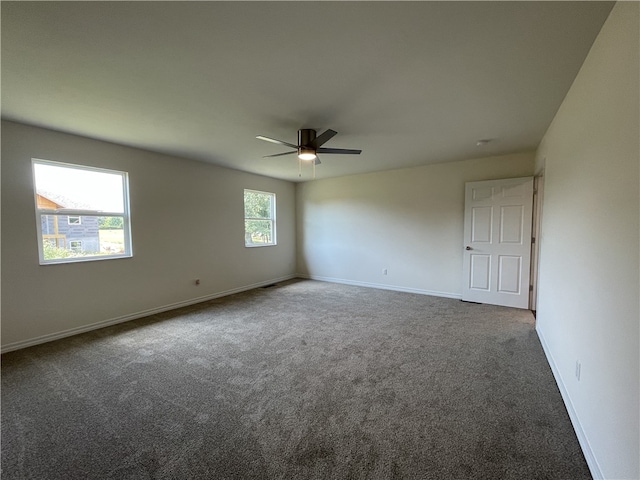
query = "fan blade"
xmin=311 ymin=129 xmax=338 ymax=148
xmin=263 ymin=151 xmax=296 ymax=158
xmin=314 ymin=156 xmax=321 ymax=165
xmin=316 ymin=147 xmax=362 ymax=155
xmin=256 ymin=135 xmax=298 ymax=150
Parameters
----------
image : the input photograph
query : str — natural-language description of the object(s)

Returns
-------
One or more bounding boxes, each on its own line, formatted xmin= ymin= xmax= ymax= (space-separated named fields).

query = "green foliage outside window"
xmin=42 ymin=241 xmax=87 ymax=260
xmin=98 ymin=216 xmax=124 ymax=229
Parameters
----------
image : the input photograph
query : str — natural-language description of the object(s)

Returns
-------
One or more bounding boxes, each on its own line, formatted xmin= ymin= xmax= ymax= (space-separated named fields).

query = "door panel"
xmin=462 ymin=177 xmax=534 ymax=309
xmin=470 ymin=254 xmax=491 ymax=290
xmin=499 ymin=206 xmax=524 ymax=243
xmin=472 ymin=207 xmax=492 ymax=242
xmin=472 ymin=186 xmax=493 ymax=200
xmin=497 ymin=255 xmax=521 ymax=294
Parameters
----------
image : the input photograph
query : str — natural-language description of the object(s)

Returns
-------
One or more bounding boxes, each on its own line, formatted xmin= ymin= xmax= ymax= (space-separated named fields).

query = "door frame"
xmin=530 ymin=172 xmax=545 ymax=313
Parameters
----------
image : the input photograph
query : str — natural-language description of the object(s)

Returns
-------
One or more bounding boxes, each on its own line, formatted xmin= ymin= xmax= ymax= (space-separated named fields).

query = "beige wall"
xmin=296 ymin=152 xmax=534 ymax=296
xmin=1 ymin=121 xmax=297 ymax=350
xmin=534 ymin=3 xmax=639 ymax=479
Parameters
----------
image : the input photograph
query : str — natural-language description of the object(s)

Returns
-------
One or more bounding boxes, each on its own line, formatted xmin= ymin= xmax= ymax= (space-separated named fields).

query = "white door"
xmin=462 ymin=177 xmax=534 ymax=309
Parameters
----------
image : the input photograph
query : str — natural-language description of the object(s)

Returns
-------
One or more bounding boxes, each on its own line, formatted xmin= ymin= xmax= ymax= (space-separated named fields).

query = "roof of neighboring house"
xmin=36 ymin=190 xmax=91 ymax=210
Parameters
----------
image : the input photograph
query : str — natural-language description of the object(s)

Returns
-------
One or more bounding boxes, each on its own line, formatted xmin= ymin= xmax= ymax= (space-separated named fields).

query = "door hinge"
xmin=531 ymin=237 xmax=536 ymax=244
xmin=529 ymin=285 xmax=534 ymax=292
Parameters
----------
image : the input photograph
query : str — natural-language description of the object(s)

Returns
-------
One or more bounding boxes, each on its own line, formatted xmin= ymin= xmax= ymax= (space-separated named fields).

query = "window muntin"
xmin=244 ymin=189 xmax=276 ymax=247
xmin=33 ymin=159 xmax=132 ymax=264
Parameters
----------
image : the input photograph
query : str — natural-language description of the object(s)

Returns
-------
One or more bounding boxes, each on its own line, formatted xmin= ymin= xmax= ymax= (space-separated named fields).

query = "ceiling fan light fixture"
xmin=298 ymin=147 xmax=317 ymax=161
xmin=257 ymin=128 xmax=360 ymax=174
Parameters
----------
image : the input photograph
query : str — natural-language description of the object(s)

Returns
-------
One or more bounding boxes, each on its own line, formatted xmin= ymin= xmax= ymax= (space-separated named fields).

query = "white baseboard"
xmin=536 ymin=327 xmax=603 ymax=480
xmin=297 ymin=274 xmax=462 ymax=300
xmin=1 ymin=274 xmax=297 ymax=354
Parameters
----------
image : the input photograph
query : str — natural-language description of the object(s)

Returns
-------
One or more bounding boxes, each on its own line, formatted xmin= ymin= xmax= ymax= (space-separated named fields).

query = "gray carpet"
xmin=2 ymin=279 xmax=590 ymax=479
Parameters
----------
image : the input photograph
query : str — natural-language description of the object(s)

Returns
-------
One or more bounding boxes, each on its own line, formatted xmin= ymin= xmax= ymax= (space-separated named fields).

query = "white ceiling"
xmin=1 ymin=1 xmax=613 ymax=182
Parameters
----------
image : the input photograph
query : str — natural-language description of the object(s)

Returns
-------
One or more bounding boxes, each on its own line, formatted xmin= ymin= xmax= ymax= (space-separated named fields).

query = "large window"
xmin=244 ymin=189 xmax=276 ymax=247
xmin=32 ymin=159 xmax=132 ymax=264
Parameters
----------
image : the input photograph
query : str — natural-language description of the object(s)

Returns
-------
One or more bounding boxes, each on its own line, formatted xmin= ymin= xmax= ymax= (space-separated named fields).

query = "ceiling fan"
xmin=256 ymin=129 xmax=361 ymax=166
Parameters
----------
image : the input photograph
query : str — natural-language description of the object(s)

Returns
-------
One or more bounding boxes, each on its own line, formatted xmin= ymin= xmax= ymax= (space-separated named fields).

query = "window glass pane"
xmin=34 ymin=162 xmax=124 ymax=212
xmin=245 ymin=219 xmax=274 ymax=245
xmin=98 ymin=216 xmax=126 ymax=254
xmin=40 ymin=215 xmax=127 ymax=260
xmin=244 ymin=190 xmax=272 ymax=219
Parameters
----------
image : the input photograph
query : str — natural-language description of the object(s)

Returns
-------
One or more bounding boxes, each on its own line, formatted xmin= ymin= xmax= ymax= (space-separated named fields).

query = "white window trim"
xmin=33 ymin=159 xmax=133 ymax=265
xmin=244 ymin=189 xmax=277 ymax=248
xmin=68 ymin=215 xmax=82 ymax=225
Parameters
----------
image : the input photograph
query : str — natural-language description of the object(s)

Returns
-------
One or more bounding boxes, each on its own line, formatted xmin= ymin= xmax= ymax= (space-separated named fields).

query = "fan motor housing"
xmin=298 ymin=129 xmax=316 ymax=147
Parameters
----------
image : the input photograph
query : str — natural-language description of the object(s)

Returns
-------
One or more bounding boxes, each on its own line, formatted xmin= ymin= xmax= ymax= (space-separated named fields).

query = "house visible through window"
xmin=32 ymin=159 xmax=132 ymax=264
xmin=244 ymin=189 xmax=276 ymax=247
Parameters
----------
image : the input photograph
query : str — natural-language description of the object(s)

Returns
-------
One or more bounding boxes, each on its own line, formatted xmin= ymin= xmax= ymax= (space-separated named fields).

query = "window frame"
xmin=32 ymin=159 xmax=133 ymax=265
xmin=244 ymin=189 xmax=277 ymax=247
xmin=67 ymin=215 xmax=82 ymax=225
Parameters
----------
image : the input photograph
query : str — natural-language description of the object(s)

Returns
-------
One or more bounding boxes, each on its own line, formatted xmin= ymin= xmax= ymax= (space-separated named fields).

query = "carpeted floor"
xmin=1 ymin=279 xmax=591 ymax=479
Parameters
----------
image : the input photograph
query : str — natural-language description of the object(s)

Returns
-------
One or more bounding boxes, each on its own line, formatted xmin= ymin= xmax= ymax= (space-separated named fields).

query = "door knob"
xmin=466 ymin=246 xmax=472 ymax=250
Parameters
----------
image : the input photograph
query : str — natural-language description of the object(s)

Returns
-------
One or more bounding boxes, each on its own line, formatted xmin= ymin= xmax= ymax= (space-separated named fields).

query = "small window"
xmin=33 ymin=159 xmax=133 ymax=264
xmin=244 ymin=189 xmax=276 ymax=247
xmin=69 ymin=240 xmax=83 ymax=252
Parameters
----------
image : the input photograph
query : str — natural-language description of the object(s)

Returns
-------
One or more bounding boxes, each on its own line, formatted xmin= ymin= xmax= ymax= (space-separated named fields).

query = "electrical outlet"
xmin=195 ymin=279 xmax=201 ymax=286
xmin=575 ymin=360 xmax=581 ymax=381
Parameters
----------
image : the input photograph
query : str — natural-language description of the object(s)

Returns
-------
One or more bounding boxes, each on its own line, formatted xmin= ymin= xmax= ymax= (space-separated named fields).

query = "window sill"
xmin=39 ymin=253 xmax=133 ymax=265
